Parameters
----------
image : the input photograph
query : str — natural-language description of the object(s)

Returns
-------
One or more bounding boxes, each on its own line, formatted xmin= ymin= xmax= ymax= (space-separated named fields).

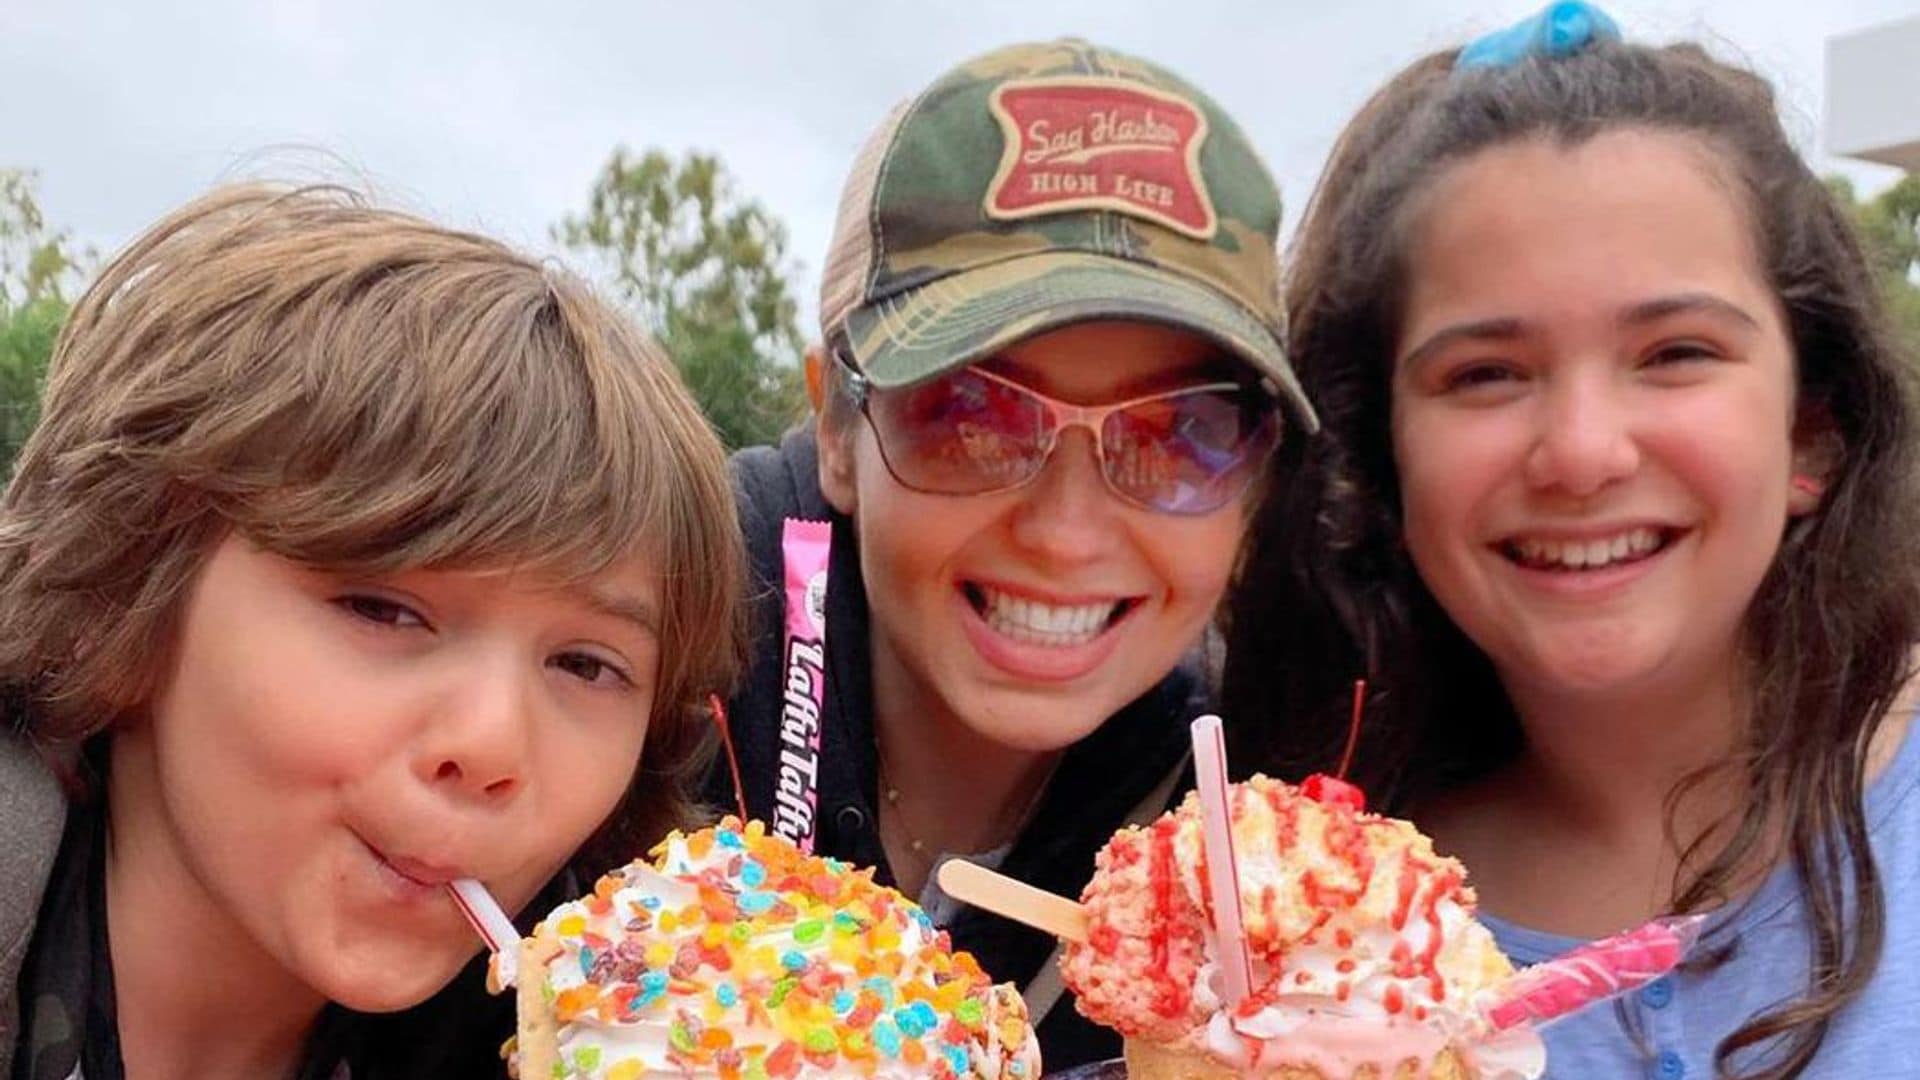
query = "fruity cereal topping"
xmin=527 ymin=818 xmax=1040 ymax=1079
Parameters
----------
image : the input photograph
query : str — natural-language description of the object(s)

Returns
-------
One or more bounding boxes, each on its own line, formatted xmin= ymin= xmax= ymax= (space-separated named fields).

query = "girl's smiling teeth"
xmin=1501 ymin=526 xmax=1676 ymax=572
xmin=962 ymin=582 xmax=1135 ymax=647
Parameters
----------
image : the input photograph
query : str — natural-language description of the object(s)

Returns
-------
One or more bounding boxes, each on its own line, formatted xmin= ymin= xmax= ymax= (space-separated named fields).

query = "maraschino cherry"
xmin=1299 ymin=679 xmax=1369 ymax=813
xmin=1300 ymin=773 xmax=1366 ymax=812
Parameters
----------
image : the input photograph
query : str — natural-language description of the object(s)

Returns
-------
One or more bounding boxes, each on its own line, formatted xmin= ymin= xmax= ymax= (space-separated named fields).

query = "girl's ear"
xmin=1788 ymin=401 xmax=1841 ymax=516
xmin=809 ymin=344 xmax=858 ymax=515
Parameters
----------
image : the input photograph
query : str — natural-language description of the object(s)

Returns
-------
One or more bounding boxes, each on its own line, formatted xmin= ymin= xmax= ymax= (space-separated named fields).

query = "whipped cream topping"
xmin=527 ymin=819 xmax=1041 ymax=1079
xmin=1061 ymin=776 xmax=1544 ymax=1079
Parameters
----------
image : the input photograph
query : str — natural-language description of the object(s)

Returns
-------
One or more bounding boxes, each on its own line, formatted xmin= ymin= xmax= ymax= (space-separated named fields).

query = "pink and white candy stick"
xmin=1190 ymin=714 xmax=1255 ymax=1007
xmin=447 ymin=877 xmax=522 ymax=987
xmin=1482 ymin=913 xmax=1707 ymax=1031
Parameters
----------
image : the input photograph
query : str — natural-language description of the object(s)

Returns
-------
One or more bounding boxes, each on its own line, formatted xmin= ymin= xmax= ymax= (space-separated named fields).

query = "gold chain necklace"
xmin=877 ymin=755 xmax=933 ymax=859
xmin=874 ymin=742 xmax=1061 ymax=867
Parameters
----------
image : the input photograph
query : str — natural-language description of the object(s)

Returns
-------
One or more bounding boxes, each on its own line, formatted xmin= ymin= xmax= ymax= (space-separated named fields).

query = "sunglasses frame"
xmin=831 ymin=345 xmax=1282 ymax=515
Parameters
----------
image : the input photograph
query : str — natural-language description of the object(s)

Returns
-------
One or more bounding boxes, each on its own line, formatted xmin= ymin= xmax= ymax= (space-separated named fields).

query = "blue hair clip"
xmin=1456 ymin=1 xmax=1622 ymax=70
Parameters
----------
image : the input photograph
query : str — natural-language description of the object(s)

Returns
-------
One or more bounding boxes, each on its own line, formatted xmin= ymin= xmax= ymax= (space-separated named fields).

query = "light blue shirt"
xmin=1483 ymin=716 xmax=1920 ymax=1079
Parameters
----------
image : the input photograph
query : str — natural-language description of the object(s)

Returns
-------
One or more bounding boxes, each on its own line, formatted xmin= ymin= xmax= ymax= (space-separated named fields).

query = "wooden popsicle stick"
xmin=938 ymin=859 xmax=1088 ymax=943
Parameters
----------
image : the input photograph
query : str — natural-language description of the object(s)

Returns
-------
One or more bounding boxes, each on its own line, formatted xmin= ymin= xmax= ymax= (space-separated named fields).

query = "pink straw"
xmin=448 ymin=878 xmax=522 ymax=987
xmin=1190 ymin=714 xmax=1254 ymax=1007
xmin=1482 ymin=913 xmax=1707 ymax=1031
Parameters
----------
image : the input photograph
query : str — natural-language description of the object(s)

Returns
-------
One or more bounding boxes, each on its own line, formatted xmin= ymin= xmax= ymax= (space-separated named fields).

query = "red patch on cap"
xmin=985 ymin=76 xmax=1217 ymax=239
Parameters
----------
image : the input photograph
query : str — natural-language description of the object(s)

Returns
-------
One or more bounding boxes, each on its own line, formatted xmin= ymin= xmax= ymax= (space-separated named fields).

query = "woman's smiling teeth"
xmin=965 ymin=583 xmax=1129 ymax=646
xmin=1504 ymin=527 xmax=1671 ymax=571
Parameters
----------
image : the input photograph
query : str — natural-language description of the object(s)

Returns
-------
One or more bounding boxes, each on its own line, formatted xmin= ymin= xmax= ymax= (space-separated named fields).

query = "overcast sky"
xmin=6 ymin=0 xmax=1915 ymax=329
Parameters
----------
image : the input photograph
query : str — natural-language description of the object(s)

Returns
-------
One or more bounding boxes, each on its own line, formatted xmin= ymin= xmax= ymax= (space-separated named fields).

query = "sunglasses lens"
xmin=865 ymin=368 xmax=1050 ymax=493
xmin=1103 ymin=386 xmax=1278 ymax=513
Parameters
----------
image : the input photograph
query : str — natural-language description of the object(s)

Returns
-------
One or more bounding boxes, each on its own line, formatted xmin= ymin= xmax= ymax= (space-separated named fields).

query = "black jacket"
xmin=712 ymin=428 xmax=1206 ymax=1070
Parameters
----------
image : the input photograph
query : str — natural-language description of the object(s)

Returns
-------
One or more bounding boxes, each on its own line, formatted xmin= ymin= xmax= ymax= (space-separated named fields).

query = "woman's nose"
xmin=1007 ymin=426 xmax=1123 ymax=565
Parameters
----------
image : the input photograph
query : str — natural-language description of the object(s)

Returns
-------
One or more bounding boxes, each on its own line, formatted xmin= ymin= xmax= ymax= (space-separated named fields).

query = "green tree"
xmin=557 ymin=149 xmax=806 ymax=450
xmin=1829 ymin=174 xmax=1920 ymax=359
xmin=0 ymin=170 xmax=91 ymax=473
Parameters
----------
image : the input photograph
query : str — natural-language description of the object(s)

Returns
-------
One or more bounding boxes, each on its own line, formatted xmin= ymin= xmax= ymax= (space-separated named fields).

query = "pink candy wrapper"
xmin=771 ymin=518 xmax=831 ymax=852
xmin=1482 ymin=913 xmax=1707 ymax=1031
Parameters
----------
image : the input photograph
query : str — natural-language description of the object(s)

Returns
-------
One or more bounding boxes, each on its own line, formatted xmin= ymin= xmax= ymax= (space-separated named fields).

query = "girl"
xmin=720 ymin=37 xmax=1316 ymax=1068
xmin=1224 ymin=11 xmax=1920 ymax=1079
xmin=0 ymin=184 xmax=743 ymax=1079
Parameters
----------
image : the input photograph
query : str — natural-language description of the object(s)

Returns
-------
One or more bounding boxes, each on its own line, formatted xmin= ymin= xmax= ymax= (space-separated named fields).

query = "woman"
xmin=718 ymin=37 xmax=1316 ymax=1068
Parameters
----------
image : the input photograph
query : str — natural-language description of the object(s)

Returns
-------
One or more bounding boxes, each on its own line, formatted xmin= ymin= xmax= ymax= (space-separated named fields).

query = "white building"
xmin=1826 ymin=14 xmax=1920 ymax=171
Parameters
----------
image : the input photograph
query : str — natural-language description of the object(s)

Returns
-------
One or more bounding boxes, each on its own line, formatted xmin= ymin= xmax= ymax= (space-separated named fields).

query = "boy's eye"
xmin=338 ymin=594 xmax=428 ymax=629
xmin=550 ymin=650 xmax=633 ymax=689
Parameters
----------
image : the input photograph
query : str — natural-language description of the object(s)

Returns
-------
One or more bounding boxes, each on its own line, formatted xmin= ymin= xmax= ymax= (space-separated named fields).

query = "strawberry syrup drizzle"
xmin=1391 ymin=849 xmax=1419 ymax=930
xmin=1148 ymin=817 xmax=1190 ymax=1019
xmin=1386 ymin=846 xmax=1456 ymax=1004
xmin=1262 ymin=781 xmax=1301 ymax=849
xmin=1301 ymin=811 xmax=1376 ymax=915
xmin=1416 ymin=867 xmax=1460 ymax=1002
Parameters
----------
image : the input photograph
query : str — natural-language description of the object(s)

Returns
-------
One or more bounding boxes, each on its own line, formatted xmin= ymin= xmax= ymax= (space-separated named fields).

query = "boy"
xmin=0 ymin=184 xmax=742 ymax=1079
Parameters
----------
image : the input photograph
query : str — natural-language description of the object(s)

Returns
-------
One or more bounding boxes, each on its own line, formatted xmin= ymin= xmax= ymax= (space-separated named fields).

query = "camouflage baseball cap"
xmin=819 ymin=38 xmax=1316 ymax=430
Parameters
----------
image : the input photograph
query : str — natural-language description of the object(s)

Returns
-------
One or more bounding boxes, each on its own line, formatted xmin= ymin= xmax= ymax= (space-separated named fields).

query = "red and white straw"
xmin=448 ymin=877 xmax=522 ymax=987
xmin=1190 ymin=714 xmax=1255 ymax=1007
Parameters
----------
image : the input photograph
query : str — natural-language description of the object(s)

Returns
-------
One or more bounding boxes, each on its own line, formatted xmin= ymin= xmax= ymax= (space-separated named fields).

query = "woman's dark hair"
xmin=1223 ymin=41 xmax=1920 ymax=1079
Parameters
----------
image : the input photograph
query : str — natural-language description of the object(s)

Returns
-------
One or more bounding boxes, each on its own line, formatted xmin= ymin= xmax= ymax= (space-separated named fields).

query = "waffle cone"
xmin=1123 ymin=1037 xmax=1476 ymax=1080
xmin=510 ymin=935 xmax=563 ymax=1080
